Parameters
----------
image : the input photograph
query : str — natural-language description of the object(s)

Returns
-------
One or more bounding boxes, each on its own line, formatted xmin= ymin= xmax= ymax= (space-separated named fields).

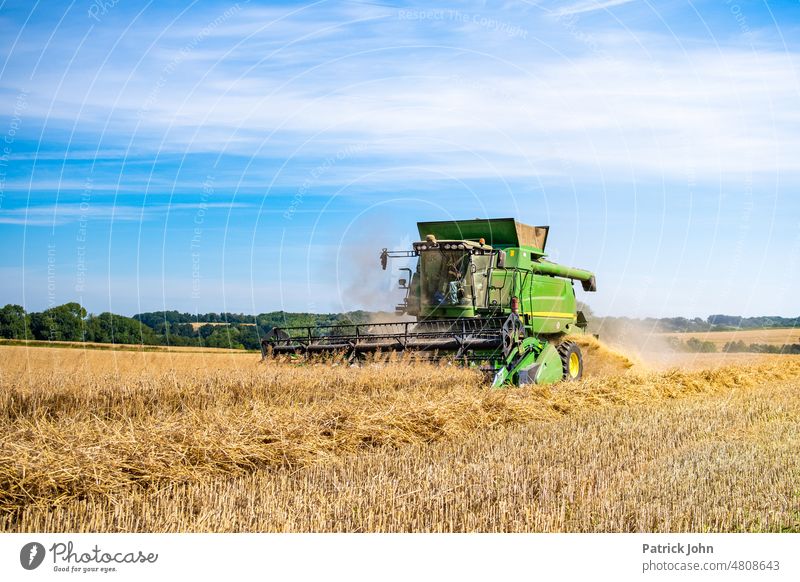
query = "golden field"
xmin=0 ymin=337 xmax=256 ymax=354
xmin=1 ymin=341 xmax=799 ymax=532
xmin=659 ymin=327 xmax=800 ymax=348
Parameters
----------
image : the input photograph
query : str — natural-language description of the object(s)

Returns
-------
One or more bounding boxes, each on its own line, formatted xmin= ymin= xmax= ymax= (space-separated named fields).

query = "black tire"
xmin=557 ymin=341 xmax=583 ymax=381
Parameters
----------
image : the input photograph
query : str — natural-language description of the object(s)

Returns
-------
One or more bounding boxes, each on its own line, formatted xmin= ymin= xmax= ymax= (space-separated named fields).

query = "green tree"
xmin=686 ymin=337 xmax=716 ymax=353
xmin=28 ymin=311 xmax=56 ymax=340
xmin=723 ymin=340 xmax=747 ymax=353
xmin=85 ymin=312 xmax=160 ymax=345
xmin=204 ymin=326 xmax=244 ymax=349
xmin=28 ymin=303 xmax=87 ymax=341
xmin=235 ymin=325 xmax=261 ymax=350
xmin=0 ymin=304 xmax=29 ymax=339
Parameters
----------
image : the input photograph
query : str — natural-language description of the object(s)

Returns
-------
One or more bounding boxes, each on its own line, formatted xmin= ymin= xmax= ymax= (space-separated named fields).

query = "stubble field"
xmin=1 ymin=338 xmax=799 ymax=532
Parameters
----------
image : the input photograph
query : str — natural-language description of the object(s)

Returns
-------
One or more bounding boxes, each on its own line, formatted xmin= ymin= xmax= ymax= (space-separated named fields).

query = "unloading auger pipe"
xmin=530 ymin=261 xmax=597 ymax=292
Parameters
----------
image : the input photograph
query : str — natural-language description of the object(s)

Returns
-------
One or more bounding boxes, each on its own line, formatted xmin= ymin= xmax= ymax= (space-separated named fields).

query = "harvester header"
xmin=263 ymin=217 xmax=597 ymax=387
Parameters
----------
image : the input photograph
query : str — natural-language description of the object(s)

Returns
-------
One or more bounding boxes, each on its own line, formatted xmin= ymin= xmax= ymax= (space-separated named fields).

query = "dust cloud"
xmin=332 ymin=224 xmax=416 ymax=323
xmin=590 ymin=318 xmax=680 ymax=370
xmin=585 ymin=318 xmax=755 ymax=372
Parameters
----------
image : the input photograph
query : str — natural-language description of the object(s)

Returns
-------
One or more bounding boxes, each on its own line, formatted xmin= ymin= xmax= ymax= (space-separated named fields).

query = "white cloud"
xmin=553 ymin=0 xmax=638 ymax=17
xmin=0 ymin=202 xmax=252 ymax=226
xmin=4 ymin=3 xmax=800 ymax=185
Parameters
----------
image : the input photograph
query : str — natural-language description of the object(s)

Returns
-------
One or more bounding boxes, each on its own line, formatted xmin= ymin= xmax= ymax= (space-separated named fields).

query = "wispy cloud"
xmin=0 ymin=202 xmax=252 ymax=226
xmin=553 ymin=0 xmax=638 ymax=17
xmin=4 ymin=3 xmax=797 ymax=182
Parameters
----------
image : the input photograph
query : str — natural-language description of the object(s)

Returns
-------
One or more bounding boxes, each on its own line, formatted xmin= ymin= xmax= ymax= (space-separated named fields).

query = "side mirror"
xmin=380 ymin=249 xmax=388 ymax=270
xmin=496 ymin=250 xmax=506 ymax=269
xmin=398 ymin=267 xmax=412 ymax=290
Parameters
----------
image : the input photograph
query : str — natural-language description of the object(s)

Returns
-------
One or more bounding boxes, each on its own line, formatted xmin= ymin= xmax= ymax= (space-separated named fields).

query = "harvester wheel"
xmin=557 ymin=341 xmax=583 ymax=381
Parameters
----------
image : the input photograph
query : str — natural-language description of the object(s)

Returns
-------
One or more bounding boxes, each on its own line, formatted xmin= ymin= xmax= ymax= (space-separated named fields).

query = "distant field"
xmin=659 ymin=327 xmax=800 ymax=347
xmin=2 ymin=341 xmax=799 ymax=533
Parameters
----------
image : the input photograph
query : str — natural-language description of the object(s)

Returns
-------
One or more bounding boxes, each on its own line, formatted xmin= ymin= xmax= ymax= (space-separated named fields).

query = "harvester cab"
xmin=263 ymin=218 xmax=596 ymax=387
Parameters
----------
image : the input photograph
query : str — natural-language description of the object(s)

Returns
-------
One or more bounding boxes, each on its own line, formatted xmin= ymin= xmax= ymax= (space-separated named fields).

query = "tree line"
xmin=0 ymin=303 xmax=380 ymax=350
xmin=2 ymin=302 xmax=798 ymax=352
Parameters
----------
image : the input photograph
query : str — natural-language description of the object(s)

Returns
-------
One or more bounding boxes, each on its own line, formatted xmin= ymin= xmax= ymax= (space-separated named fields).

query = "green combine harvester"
xmin=261 ymin=218 xmax=596 ymax=386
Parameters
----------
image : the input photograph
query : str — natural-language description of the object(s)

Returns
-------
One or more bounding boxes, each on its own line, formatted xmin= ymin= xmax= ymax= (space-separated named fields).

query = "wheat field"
xmin=1 ymin=340 xmax=799 ymax=532
xmin=659 ymin=327 xmax=800 ymax=348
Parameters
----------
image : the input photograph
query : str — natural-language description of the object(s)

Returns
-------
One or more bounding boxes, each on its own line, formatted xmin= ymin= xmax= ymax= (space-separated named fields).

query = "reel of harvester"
xmin=260 ymin=312 xmax=584 ymax=388
xmin=260 ymin=316 xmax=507 ymax=363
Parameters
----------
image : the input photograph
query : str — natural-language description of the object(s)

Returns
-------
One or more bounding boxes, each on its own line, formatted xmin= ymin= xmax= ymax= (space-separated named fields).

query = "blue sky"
xmin=0 ymin=0 xmax=798 ymax=317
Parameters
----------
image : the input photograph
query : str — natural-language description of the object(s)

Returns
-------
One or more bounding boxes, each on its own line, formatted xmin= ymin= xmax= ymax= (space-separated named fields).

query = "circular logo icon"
xmin=20 ymin=542 xmax=46 ymax=570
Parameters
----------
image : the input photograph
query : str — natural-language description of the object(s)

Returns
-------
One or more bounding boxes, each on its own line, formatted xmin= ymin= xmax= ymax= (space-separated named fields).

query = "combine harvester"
xmin=262 ymin=218 xmax=596 ymax=387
